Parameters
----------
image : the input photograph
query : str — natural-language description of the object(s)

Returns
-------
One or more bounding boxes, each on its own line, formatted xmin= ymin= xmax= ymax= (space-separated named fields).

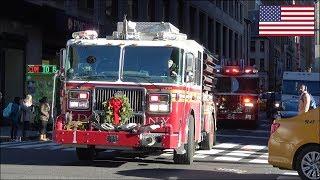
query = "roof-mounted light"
xmin=72 ymin=30 xmax=98 ymax=40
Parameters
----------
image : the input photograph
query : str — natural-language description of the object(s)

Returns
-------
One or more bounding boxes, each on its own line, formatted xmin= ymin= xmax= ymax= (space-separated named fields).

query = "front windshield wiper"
xmin=123 ymin=75 xmax=163 ymax=91
xmin=71 ymin=74 xmax=118 ymax=88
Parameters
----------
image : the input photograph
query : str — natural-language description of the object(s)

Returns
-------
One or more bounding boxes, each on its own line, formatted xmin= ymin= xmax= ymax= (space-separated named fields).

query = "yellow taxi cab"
xmin=268 ymin=107 xmax=320 ymax=180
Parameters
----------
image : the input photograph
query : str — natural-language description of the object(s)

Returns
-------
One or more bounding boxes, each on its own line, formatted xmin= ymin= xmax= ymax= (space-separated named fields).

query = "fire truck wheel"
xmin=173 ymin=115 xmax=195 ymax=164
xmin=76 ymin=147 xmax=97 ymax=161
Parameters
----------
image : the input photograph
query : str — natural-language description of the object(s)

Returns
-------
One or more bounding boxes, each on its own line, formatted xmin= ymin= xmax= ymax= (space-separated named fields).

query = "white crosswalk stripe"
xmin=158 ymin=142 xmax=268 ymax=164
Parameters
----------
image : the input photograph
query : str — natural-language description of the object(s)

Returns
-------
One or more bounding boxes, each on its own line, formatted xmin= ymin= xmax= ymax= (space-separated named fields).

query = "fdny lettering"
xmin=148 ymin=117 xmax=170 ymax=124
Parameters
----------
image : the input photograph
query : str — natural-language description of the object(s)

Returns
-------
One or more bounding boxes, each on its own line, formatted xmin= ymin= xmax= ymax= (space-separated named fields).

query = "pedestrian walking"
xmin=10 ymin=97 xmax=21 ymax=141
xmin=298 ymin=84 xmax=311 ymax=114
xmin=21 ymin=94 xmax=33 ymax=140
xmin=39 ymin=97 xmax=50 ymax=141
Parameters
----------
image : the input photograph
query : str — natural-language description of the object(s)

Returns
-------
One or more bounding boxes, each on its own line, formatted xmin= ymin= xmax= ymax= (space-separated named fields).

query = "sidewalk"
xmin=0 ymin=126 xmax=52 ymax=142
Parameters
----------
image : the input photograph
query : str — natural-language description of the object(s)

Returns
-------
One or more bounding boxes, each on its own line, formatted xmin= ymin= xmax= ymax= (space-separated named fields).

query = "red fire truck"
xmin=215 ymin=65 xmax=260 ymax=128
xmin=52 ymin=18 xmax=218 ymax=164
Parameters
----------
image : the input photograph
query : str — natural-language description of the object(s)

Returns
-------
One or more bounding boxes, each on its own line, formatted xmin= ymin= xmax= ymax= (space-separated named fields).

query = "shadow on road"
xmin=116 ymin=168 xmax=288 ymax=180
xmin=0 ymin=148 xmax=173 ymax=167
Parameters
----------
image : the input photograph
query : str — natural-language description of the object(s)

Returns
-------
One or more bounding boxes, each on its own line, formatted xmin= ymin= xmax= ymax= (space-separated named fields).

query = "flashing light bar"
xmin=72 ymin=30 xmax=98 ymax=40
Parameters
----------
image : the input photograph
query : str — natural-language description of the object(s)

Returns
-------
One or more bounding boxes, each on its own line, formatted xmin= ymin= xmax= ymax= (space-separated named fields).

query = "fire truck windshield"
xmin=216 ymin=77 xmax=259 ymax=94
xmin=66 ymin=45 xmax=120 ymax=81
xmin=122 ymin=46 xmax=183 ymax=84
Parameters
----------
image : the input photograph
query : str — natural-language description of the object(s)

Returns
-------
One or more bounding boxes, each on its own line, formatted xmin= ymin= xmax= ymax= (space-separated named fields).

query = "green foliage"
xmin=102 ymin=94 xmax=133 ymax=125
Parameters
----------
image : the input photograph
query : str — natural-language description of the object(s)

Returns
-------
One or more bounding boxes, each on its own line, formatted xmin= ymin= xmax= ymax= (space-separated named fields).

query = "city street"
xmin=0 ymin=113 xmax=300 ymax=179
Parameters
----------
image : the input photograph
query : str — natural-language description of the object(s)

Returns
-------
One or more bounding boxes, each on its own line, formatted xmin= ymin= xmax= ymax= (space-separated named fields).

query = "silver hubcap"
xmin=301 ymin=151 xmax=320 ymax=179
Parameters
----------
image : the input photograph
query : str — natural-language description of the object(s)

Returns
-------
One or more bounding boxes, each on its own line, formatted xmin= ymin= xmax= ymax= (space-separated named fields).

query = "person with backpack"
xmin=9 ymin=97 xmax=21 ymax=141
xmin=298 ymin=84 xmax=314 ymax=114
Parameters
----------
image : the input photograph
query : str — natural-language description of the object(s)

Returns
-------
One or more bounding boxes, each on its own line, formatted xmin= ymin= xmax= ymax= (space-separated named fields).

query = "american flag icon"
xmin=259 ymin=5 xmax=315 ymax=36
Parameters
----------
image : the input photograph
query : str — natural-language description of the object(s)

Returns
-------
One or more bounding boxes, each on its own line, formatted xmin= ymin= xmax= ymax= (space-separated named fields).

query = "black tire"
xmin=173 ymin=115 xmax=195 ymax=164
xmin=76 ymin=147 xmax=97 ymax=161
xmin=296 ymin=145 xmax=320 ymax=180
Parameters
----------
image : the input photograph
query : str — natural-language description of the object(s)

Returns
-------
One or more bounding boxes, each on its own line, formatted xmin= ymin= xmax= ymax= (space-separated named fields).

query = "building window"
xmin=178 ymin=0 xmax=184 ymax=30
xmin=199 ymin=11 xmax=205 ymax=44
xmin=163 ymin=0 xmax=170 ymax=22
xmin=106 ymin=0 xmax=118 ymax=20
xmin=223 ymin=0 xmax=228 ymax=12
xmin=148 ymin=0 xmax=155 ymax=22
xmin=86 ymin=0 xmax=94 ymax=9
xmin=216 ymin=0 xmax=222 ymax=8
xmin=260 ymin=58 xmax=265 ymax=71
xmin=208 ymin=18 xmax=214 ymax=52
xmin=235 ymin=33 xmax=238 ymax=60
xmin=235 ymin=0 xmax=239 ymax=21
xmin=250 ymin=41 xmax=255 ymax=52
xmin=127 ymin=0 xmax=138 ymax=20
xmin=215 ymin=22 xmax=221 ymax=55
xmin=229 ymin=30 xmax=232 ymax=58
xmin=189 ymin=6 xmax=196 ymax=38
xmin=250 ymin=58 xmax=255 ymax=66
xmin=260 ymin=40 xmax=265 ymax=52
xmin=229 ymin=0 xmax=233 ymax=16
xmin=240 ymin=3 xmax=243 ymax=23
xmin=78 ymin=0 xmax=94 ymax=13
xmin=223 ymin=26 xmax=227 ymax=57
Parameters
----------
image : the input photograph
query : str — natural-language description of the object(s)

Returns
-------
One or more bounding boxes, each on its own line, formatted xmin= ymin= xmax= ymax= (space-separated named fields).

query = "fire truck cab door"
xmin=184 ymin=53 xmax=201 ymax=141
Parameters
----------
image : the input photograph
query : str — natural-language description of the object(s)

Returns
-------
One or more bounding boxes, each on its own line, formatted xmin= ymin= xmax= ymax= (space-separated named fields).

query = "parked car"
xmin=268 ymin=107 xmax=320 ymax=180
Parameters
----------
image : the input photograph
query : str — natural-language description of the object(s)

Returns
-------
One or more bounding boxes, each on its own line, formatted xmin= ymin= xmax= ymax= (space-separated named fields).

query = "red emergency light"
xmin=224 ymin=66 xmax=240 ymax=75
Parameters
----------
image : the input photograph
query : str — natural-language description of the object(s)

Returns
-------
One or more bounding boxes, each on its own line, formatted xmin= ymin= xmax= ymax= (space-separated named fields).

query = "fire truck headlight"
xmin=149 ymin=103 xmax=170 ymax=112
xmin=148 ymin=93 xmax=170 ymax=113
xmin=69 ymin=100 xmax=89 ymax=109
xmin=244 ymin=102 xmax=254 ymax=107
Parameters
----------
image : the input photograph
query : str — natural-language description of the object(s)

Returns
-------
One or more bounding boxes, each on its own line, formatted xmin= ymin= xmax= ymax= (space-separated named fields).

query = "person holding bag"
xmin=39 ymin=97 xmax=50 ymax=141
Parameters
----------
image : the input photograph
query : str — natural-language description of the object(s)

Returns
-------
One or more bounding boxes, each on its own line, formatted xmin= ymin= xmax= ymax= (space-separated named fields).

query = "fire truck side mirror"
xmin=186 ymin=53 xmax=194 ymax=72
xmin=59 ymin=48 xmax=66 ymax=78
xmin=59 ymin=48 xmax=66 ymax=68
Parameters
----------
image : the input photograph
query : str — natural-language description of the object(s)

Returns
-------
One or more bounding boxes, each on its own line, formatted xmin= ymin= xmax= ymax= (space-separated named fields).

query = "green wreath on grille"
xmin=102 ymin=94 xmax=133 ymax=125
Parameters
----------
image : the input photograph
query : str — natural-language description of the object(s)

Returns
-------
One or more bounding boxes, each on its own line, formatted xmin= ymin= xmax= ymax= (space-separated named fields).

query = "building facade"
xmin=1 ymin=0 xmax=251 ymax=108
xmin=0 ymin=0 xmax=110 ymax=107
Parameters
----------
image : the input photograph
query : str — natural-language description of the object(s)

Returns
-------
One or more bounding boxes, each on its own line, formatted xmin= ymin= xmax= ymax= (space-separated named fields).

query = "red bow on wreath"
xmin=108 ymin=97 xmax=123 ymax=125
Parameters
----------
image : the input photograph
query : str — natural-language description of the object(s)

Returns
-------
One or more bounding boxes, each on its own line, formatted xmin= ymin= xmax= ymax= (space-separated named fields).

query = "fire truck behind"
xmin=52 ymin=18 xmax=218 ymax=164
xmin=215 ymin=65 xmax=260 ymax=128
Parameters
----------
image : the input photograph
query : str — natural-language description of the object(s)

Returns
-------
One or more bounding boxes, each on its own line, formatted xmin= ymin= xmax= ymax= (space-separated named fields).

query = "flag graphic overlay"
xmin=259 ymin=5 xmax=315 ymax=36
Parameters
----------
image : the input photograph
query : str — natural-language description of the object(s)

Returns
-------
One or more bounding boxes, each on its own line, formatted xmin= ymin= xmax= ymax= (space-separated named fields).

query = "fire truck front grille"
xmin=94 ymin=87 xmax=146 ymax=124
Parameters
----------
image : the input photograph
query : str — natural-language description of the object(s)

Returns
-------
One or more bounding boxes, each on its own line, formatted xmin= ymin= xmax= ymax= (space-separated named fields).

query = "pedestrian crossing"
xmin=0 ymin=141 xmax=268 ymax=164
xmin=157 ymin=142 xmax=269 ymax=164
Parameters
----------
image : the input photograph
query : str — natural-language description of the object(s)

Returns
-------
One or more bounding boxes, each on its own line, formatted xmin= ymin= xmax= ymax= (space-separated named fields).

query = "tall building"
xmin=0 ymin=0 xmax=250 ymax=108
xmin=248 ymin=10 xmax=269 ymax=91
xmin=112 ymin=0 xmax=250 ymax=66
xmin=0 ymin=0 xmax=110 ymax=106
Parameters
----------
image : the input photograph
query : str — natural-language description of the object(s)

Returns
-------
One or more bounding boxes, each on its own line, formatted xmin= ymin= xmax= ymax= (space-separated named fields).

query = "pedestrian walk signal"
xmin=27 ymin=65 xmax=58 ymax=74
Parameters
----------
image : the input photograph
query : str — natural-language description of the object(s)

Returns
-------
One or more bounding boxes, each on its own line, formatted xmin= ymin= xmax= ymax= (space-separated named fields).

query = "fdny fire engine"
xmin=215 ymin=65 xmax=260 ymax=128
xmin=53 ymin=18 xmax=218 ymax=164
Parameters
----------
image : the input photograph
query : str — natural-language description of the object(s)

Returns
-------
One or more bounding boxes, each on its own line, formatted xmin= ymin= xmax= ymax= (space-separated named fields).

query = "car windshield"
xmin=216 ymin=77 xmax=259 ymax=94
xmin=66 ymin=45 xmax=120 ymax=81
xmin=282 ymin=80 xmax=320 ymax=96
xmin=122 ymin=46 xmax=183 ymax=83
xmin=282 ymin=100 xmax=298 ymax=112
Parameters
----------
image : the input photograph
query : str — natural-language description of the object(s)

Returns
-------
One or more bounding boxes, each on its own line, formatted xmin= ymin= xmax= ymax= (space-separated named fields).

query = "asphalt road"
xmin=0 ymin=113 xmax=300 ymax=180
